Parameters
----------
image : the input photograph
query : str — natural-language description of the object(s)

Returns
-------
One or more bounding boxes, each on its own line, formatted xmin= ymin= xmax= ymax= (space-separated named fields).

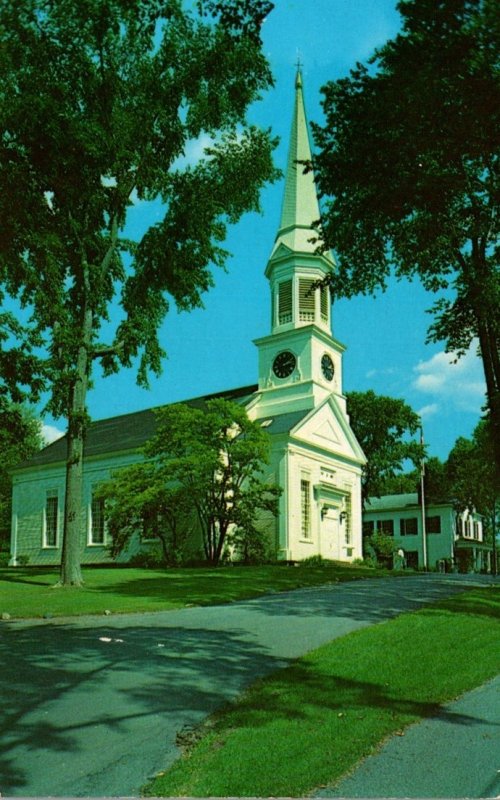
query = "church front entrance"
xmin=322 ymin=507 xmax=342 ymax=560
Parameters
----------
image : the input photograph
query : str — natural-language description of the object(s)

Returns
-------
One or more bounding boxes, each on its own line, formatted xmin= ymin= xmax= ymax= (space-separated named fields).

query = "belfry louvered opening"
xmin=278 ymin=280 xmax=293 ymax=324
xmin=299 ymin=278 xmax=315 ymax=322
xmin=320 ymin=285 xmax=328 ymax=322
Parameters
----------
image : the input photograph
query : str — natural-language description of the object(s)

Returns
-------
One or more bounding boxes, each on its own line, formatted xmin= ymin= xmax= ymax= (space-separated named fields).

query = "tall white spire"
xmin=271 ymin=68 xmax=326 ymax=258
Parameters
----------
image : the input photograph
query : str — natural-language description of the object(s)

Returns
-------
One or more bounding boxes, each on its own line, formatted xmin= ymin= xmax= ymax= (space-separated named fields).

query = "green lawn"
xmin=144 ymin=587 xmax=500 ymax=798
xmin=0 ymin=562 xmax=393 ymax=618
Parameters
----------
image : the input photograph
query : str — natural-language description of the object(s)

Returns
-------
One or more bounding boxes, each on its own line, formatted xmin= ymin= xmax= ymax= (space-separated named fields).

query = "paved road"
xmin=0 ymin=574 xmax=495 ymax=797
xmin=318 ymin=674 xmax=500 ymax=799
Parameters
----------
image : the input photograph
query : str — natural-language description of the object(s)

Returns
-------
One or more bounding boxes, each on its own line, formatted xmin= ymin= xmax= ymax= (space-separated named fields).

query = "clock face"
xmin=321 ymin=353 xmax=335 ymax=381
xmin=273 ymin=350 xmax=296 ymax=379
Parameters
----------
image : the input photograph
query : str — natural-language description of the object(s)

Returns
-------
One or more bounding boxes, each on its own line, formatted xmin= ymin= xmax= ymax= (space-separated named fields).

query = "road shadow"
xmin=236 ymin=575 xmax=484 ymax=622
xmin=0 ymin=620 xmax=286 ymax=795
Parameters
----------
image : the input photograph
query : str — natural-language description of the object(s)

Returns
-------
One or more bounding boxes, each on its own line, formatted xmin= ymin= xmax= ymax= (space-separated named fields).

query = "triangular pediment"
xmin=268 ymin=241 xmax=293 ymax=262
xmin=311 ymin=417 xmax=341 ymax=445
xmin=290 ymin=397 xmax=366 ymax=464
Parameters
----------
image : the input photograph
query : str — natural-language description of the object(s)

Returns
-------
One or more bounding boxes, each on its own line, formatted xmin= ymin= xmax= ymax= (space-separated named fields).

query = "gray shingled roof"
xmin=17 ymin=384 xmax=258 ymax=470
xmin=256 ymin=408 xmax=310 ymax=435
xmin=365 ymin=493 xmax=419 ymax=511
xmin=16 ymin=387 xmax=319 ymax=472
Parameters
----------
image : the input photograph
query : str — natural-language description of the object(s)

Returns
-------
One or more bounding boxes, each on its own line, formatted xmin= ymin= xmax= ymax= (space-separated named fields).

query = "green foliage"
xmin=300 ymin=554 xmax=328 ymax=567
xmin=314 ymin=0 xmax=500 ymax=475
xmin=346 ymin=390 xmax=424 ymax=504
xmin=100 ymin=399 xmax=281 ymax=565
xmin=0 ymin=405 xmax=43 ymax=545
xmin=377 ymin=472 xmax=418 ymax=496
xmin=365 ymin=532 xmax=398 ymax=566
xmin=0 ymin=0 xmax=278 ymax=582
xmin=446 ymin=418 xmax=497 ymax=515
xmin=446 ymin=418 xmax=498 ymax=566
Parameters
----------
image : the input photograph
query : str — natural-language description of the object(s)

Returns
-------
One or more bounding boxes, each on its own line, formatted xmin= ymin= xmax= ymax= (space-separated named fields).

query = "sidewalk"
xmin=318 ymin=674 xmax=500 ymax=798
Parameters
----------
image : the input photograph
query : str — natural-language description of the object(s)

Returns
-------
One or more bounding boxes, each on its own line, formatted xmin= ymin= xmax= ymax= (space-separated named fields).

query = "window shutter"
xmin=320 ymin=285 xmax=328 ymax=322
xmin=299 ymin=278 xmax=315 ymax=321
xmin=278 ymin=280 xmax=293 ymax=324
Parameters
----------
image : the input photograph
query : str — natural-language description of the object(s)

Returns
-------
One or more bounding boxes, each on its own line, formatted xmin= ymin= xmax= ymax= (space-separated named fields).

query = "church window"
xmin=320 ymin=285 xmax=328 ymax=322
xmin=299 ymin=278 xmax=315 ymax=322
xmin=344 ymin=493 xmax=352 ymax=544
xmin=278 ymin=280 xmax=293 ymax=324
xmin=89 ymin=492 xmax=106 ymax=545
xmin=301 ymin=479 xmax=311 ymax=538
xmin=43 ymin=489 xmax=59 ymax=548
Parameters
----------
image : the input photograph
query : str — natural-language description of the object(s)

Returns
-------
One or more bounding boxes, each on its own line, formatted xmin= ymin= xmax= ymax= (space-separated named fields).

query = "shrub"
xmin=300 ymin=554 xmax=328 ymax=567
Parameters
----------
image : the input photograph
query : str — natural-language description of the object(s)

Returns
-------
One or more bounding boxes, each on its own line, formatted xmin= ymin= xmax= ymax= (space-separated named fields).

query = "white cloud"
xmin=413 ymin=342 xmax=486 ymax=413
xmin=366 ymin=367 xmax=396 ymax=379
xmin=42 ymin=424 xmax=65 ymax=444
xmin=172 ymin=134 xmax=216 ymax=170
xmin=417 ymin=403 xmax=439 ymax=419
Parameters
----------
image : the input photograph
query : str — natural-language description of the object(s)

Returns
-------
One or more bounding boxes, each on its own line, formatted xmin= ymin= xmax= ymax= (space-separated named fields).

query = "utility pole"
xmin=420 ymin=425 xmax=428 ymax=570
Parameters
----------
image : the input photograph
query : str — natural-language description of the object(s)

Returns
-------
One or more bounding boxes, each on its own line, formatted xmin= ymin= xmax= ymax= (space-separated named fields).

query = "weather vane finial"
xmin=295 ymin=50 xmax=303 ymax=88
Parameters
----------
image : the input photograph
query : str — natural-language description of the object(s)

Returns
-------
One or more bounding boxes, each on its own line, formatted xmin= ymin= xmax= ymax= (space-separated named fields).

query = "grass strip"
xmin=0 ymin=562 xmax=394 ymax=618
xmin=144 ymin=587 xmax=500 ymax=798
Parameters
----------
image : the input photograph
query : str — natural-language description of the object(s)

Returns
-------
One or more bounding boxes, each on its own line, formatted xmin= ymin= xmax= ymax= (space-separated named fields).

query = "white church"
xmin=10 ymin=71 xmax=366 ymax=566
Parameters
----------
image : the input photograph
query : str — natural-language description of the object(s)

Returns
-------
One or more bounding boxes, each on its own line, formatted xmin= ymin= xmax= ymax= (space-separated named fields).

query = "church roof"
xmin=270 ymin=69 xmax=333 ymax=261
xmin=256 ymin=408 xmax=310 ymax=435
xmin=16 ymin=384 xmax=258 ymax=470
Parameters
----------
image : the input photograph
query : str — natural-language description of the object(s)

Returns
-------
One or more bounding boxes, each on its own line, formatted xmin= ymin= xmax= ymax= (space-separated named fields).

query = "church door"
xmin=322 ymin=508 xmax=341 ymax=560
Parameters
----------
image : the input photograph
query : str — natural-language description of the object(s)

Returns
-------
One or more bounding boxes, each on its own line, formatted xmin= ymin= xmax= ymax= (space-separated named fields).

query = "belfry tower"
xmin=250 ymin=68 xmax=365 ymax=563
xmin=254 ymin=68 xmax=347 ymax=416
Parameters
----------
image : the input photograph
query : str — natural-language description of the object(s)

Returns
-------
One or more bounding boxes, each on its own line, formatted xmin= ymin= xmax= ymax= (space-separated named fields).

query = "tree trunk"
xmin=476 ymin=317 xmax=500 ymax=491
xmin=59 ymin=307 xmax=92 ymax=586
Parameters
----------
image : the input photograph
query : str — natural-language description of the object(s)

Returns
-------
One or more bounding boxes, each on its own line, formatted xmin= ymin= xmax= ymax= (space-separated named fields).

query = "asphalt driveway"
xmin=0 ymin=573 xmax=494 ymax=797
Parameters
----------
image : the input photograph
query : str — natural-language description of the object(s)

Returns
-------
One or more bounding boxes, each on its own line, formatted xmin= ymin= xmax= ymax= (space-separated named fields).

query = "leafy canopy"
xmin=0 ymin=405 xmax=43 ymax=545
xmin=99 ymin=398 xmax=280 ymax=565
xmin=313 ymin=0 xmax=499 ymax=472
xmin=0 ymin=0 xmax=278 ymax=584
xmin=0 ymin=0 xmax=278 ymax=417
xmin=346 ymin=390 xmax=424 ymax=504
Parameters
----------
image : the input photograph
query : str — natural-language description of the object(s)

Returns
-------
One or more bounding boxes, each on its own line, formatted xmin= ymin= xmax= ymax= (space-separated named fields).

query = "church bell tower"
xmin=254 ymin=69 xmax=347 ymax=417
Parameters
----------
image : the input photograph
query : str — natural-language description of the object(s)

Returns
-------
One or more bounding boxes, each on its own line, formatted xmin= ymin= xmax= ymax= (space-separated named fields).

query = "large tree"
xmin=0 ymin=0 xmax=278 ymax=584
xmin=346 ymin=390 xmax=424 ymax=505
xmin=313 ymin=0 xmax=500 ymax=478
xmin=99 ymin=398 xmax=280 ymax=565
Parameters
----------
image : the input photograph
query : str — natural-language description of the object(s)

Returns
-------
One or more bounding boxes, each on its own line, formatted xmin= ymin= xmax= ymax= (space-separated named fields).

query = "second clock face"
xmin=321 ymin=353 xmax=335 ymax=381
xmin=273 ymin=350 xmax=296 ymax=379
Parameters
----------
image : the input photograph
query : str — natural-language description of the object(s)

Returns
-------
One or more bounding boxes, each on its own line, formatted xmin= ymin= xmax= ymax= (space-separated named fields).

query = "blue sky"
xmin=43 ymin=0 xmax=486 ymax=461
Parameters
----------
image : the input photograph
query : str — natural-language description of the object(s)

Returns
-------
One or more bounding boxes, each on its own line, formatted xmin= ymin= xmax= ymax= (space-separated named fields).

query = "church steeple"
xmin=272 ymin=67 xmax=323 ymax=257
xmin=266 ymin=68 xmax=334 ymax=336
xmin=253 ymin=68 xmax=345 ymax=417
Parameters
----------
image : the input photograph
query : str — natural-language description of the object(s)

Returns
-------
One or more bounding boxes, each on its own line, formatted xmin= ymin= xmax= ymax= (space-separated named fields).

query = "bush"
xmin=128 ymin=547 xmax=166 ymax=569
xmin=300 ymin=554 xmax=328 ymax=567
xmin=229 ymin=525 xmax=274 ymax=565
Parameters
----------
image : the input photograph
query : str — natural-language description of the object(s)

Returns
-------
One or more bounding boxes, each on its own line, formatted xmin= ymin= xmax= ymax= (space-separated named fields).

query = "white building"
xmin=11 ymin=70 xmax=365 ymax=566
xmin=363 ymin=493 xmax=491 ymax=572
